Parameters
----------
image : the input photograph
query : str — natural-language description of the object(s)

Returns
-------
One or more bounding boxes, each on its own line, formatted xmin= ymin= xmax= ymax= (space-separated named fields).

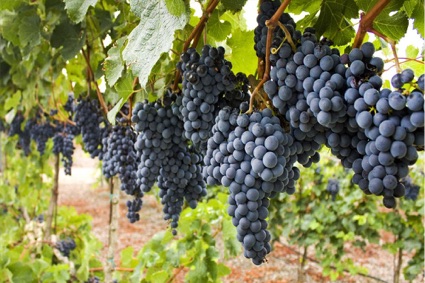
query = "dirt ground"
xmin=57 ymin=147 xmax=423 ymax=283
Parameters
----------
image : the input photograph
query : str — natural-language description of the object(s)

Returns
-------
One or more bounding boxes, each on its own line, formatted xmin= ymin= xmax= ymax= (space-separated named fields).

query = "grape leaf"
xmin=164 ymin=0 xmax=187 ymax=16
xmin=315 ymin=0 xmax=356 ymax=45
xmin=288 ymin=0 xmax=322 ymax=15
xmin=221 ymin=11 xmax=247 ymax=31
xmin=50 ymin=20 xmax=85 ymax=60
xmin=0 ymin=0 xmax=24 ymax=11
xmin=4 ymin=91 xmax=21 ymax=111
xmin=122 ymin=0 xmax=188 ymax=88
xmin=374 ymin=12 xmax=409 ymax=41
xmin=18 ymin=11 xmax=41 ymax=48
xmin=406 ymin=45 xmax=419 ymax=58
xmin=355 ymin=0 xmax=405 ymax=14
xmin=411 ymin=0 xmax=424 ymax=38
xmin=402 ymin=0 xmax=418 ymax=16
xmin=220 ymin=0 xmax=248 ymax=13
xmin=63 ymin=0 xmax=97 ymax=23
xmin=226 ymin=28 xmax=257 ymax=75
xmin=0 ymin=11 xmax=20 ymax=46
xmin=207 ymin=10 xmax=232 ymax=41
xmin=107 ymin=74 xmax=134 ymax=125
xmin=104 ymin=37 xmax=126 ymax=87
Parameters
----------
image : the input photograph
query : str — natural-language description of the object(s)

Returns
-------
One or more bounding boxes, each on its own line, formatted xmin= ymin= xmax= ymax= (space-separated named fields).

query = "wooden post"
xmin=104 ymin=177 xmax=119 ymax=283
xmin=44 ymin=154 xmax=60 ymax=241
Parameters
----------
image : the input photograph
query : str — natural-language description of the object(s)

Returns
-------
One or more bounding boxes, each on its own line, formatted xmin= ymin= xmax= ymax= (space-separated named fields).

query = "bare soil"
xmin=57 ymin=147 xmax=423 ymax=283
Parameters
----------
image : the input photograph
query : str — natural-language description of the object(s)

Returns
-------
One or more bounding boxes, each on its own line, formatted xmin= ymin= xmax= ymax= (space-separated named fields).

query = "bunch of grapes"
xmin=254 ymin=0 xmax=298 ymax=59
xmin=30 ymin=119 xmax=56 ymax=155
xmin=132 ymin=94 xmax=207 ymax=232
xmin=177 ymin=45 xmax=241 ymax=152
xmin=9 ymin=113 xmax=32 ymax=156
xmin=74 ymin=98 xmax=108 ymax=159
xmin=203 ymin=108 xmax=299 ymax=264
xmin=132 ymin=97 xmax=183 ymax=194
xmin=102 ymin=124 xmax=141 ymax=222
xmin=56 ymin=237 xmax=76 ymax=257
xmin=53 ymin=126 xmax=75 ymax=175
xmin=402 ymin=177 xmax=420 ymax=201
xmin=326 ymin=179 xmax=340 ymax=201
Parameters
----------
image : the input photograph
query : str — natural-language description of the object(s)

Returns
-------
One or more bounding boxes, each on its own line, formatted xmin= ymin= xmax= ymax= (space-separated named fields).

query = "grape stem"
xmin=81 ymin=48 xmax=109 ymax=115
xmin=368 ymin=27 xmax=402 ymax=73
xmin=127 ymin=77 xmax=139 ymax=121
xmin=276 ymin=21 xmax=297 ymax=52
xmin=171 ymin=0 xmax=220 ymax=92
xmin=352 ymin=0 xmax=391 ymax=49
xmin=247 ymin=0 xmax=292 ymax=113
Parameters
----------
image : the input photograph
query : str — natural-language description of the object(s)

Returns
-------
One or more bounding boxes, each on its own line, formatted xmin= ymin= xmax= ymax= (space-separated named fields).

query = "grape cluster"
xmin=402 ymin=177 xmax=420 ymax=201
xmin=53 ymin=127 xmax=75 ymax=175
xmin=56 ymin=238 xmax=76 ymax=257
xmin=203 ymin=106 xmax=240 ymax=186
xmin=126 ymin=198 xmax=142 ymax=223
xmin=132 ymin=95 xmax=207 ymax=231
xmin=177 ymin=45 xmax=239 ymax=152
xmin=254 ymin=0 xmax=297 ymax=59
xmin=264 ymin=31 xmax=346 ymax=167
xmin=74 ymin=98 xmax=108 ymax=159
xmin=326 ymin=179 xmax=340 ymax=201
xmin=102 ymin=124 xmax=141 ymax=222
xmin=203 ymin=108 xmax=299 ymax=264
xmin=30 ymin=120 xmax=56 ymax=155
xmin=260 ymin=20 xmax=423 ymax=209
xmin=132 ymin=98 xmax=183 ymax=193
xmin=9 ymin=113 xmax=32 ymax=156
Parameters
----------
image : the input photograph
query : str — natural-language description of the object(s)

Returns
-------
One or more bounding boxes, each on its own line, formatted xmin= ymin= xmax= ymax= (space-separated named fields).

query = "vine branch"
xmin=247 ymin=0 xmax=292 ymax=113
xmin=352 ymin=0 xmax=391 ymax=48
xmin=81 ymin=48 xmax=109 ymax=114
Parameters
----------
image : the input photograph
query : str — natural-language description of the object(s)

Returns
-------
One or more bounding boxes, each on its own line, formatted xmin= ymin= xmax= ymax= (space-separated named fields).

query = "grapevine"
xmin=0 ymin=0 xmax=424 ymax=281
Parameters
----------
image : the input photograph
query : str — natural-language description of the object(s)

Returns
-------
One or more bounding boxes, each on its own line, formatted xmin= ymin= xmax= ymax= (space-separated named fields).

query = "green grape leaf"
xmin=0 ymin=10 xmax=20 ymax=46
xmin=288 ymin=0 xmax=322 ymax=15
xmin=220 ymin=0 xmax=248 ymax=13
xmin=221 ymin=11 xmax=247 ymax=31
xmin=374 ymin=12 xmax=409 ymax=41
xmin=104 ymin=37 xmax=126 ymax=87
xmin=107 ymin=74 xmax=134 ymax=125
xmin=216 ymin=263 xmax=231 ymax=277
xmin=63 ymin=0 xmax=97 ymax=23
xmin=411 ymin=0 xmax=424 ymax=38
xmin=315 ymin=0 xmax=356 ymax=45
xmin=355 ymin=0 xmax=405 ymax=14
xmin=123 ymin=0 xmax=188 ymax=88
xmin=406 ymin=45 xmax=419 ymax=58
xmin=226 ymin=28 xmax=257 ymax=75
xmin=50 ymin=20 xmax=85 ymax=60
xmin=4 ymin=91 xmax=21 ymax=111
xmin=403 ymin=0 xmax=418 ymax=16
xmin=207 ymin=10 xmax=232 ymax=41
xmin=0 ymin=0 xmax=24 ymax=11
xmin=120 ymin=246 xmax=135 ymax=268
xmin=151 ymin=270 xmax=169 ymax=283
xmin=164 ymin=0 xmax=187 ymax=16
xmin=7 ymin=262 xmax=37 ymax=283
xmin=18 ymin=11 xmax=41 ymax=48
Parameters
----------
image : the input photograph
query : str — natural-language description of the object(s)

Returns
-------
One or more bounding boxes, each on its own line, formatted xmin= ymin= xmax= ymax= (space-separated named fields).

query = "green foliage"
xmin=111 ymin=192 xmax=238 ymax=283
xmin=0 ymin=145 xmax=103 ymax=283
xmin=122 ymin=0 xmax=188 ymax=89
xmin=380 ymin=158 xmax=424 ymax=281
xmin=0 ymin=0 xmax=424 ymax=282
xmin=269 ymin=149 xmax=382 ymax=279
